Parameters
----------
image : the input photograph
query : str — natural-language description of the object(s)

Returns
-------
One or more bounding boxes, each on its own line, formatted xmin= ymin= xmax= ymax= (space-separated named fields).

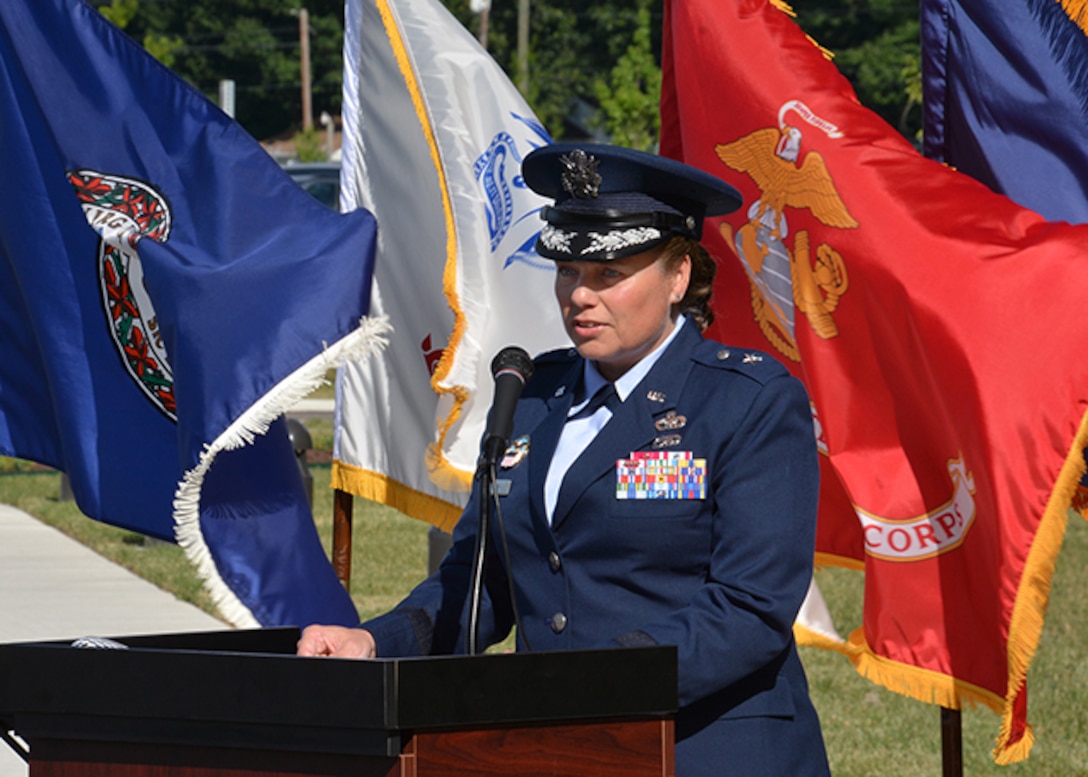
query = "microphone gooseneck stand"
xmin=465 ymin=346 xmax=533 ymax=655
xmin=466 ymin=457 xmax=495 ymax=656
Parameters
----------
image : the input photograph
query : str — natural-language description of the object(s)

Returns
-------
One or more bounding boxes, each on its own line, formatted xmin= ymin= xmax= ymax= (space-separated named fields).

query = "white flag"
xmin=334 ymin=0 xmax=569 ymax=530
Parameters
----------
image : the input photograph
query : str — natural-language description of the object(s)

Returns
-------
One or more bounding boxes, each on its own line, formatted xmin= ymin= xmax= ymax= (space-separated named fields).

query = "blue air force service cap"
xmin=522 ymin=143 xmax=742 ymax=262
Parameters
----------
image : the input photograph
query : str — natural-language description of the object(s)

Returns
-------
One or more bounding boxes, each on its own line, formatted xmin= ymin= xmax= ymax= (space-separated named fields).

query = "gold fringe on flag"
xmin=770 ymin=0 xmax=834 ymax=60
xmin=836 ymin=408 xmax=1088 ymax=764
xmin=377 ymin=0 xmax=476 ymax=494
xmin=814 ymin=550 xmax=864 ymax=572
xmin=1072 ymin=483 xmax=1088 ymax=517
xmin=1059 ymin=0 xmax=1088 ymax=35
xmin=330 ymin=458 xmax=463 ymax=533
xmin=794 ymin=623 xmax=853 ymax=655
xmin=993 ymin=408 xmax=1088 ymax=762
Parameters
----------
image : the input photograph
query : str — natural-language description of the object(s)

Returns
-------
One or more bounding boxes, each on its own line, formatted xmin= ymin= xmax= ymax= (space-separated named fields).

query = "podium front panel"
xmin=0 ymin=628 xmax=677 ymax=775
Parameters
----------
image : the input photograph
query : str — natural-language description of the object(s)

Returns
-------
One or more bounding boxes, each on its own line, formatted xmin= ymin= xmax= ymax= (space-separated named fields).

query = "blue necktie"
xmin=544 ymin=383 xmax=621 ymax=522
xmin=570 ymin=382 xmax=620 ymax=421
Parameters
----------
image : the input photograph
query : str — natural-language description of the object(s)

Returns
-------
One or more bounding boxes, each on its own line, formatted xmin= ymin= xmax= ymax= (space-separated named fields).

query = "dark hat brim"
xmin=524 ymin=143 xmax=741 ymax=262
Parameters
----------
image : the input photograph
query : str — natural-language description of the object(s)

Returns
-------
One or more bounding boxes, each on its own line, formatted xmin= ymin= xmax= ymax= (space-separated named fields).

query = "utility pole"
xmin=517 ymin=0 xmax=529 ymax=96
xmin=298 ymin=8 xmax=313 ymax=130
xmin=471 ymin=0 xmax=490 ymax=48
xmin=218 ymin=79 xmax=236 ymax=118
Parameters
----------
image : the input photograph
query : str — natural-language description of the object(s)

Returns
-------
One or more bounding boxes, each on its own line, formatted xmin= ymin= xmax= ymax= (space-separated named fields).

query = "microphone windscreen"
xmin=491 ymin=346 xmax=534 ymax=383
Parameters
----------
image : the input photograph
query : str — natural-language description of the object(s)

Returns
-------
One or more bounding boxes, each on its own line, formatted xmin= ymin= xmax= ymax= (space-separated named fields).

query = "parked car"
xmin=282 ymin=161 xmax=341 ymax=210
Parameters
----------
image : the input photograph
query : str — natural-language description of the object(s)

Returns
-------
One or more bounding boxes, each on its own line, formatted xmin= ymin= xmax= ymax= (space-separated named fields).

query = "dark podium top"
xmin=0 ymin=627 xmax=677 ymax=772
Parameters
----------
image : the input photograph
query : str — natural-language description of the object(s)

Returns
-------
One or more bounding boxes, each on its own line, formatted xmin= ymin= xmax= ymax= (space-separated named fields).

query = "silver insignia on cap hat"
xmin=584 ymin=227 xmax=662 ymax=255
xmin=560 ymin=149 xmax=601 ymax=199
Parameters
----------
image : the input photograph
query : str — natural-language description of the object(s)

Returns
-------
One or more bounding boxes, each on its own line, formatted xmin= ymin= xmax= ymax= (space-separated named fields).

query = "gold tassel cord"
xmin=1059 ymin=0 xmax=1088 ymax=34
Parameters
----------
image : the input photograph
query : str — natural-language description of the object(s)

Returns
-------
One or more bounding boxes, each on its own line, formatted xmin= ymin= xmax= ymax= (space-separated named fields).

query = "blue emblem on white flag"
xmin=336 ymin=0 xmax=569 ymax=520
xmin=474 ymin=113 xmax=552 ymax=270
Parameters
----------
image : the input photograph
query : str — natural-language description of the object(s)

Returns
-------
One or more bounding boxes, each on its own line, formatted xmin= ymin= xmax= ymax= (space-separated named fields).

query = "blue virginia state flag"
xmin=921 ymin=0 xmax=1088 ymax=223
xmin=0 ymin=0 xmax=380 ymax=627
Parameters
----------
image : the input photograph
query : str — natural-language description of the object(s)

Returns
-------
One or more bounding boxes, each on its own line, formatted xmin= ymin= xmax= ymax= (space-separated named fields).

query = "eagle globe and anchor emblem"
xmin=714 ymin=104 xmax=980 ymax=560
xmin=69 ymin=169 xmax=177 ymax=421
xmin=714 ymin=100 xmax=858 ymax=362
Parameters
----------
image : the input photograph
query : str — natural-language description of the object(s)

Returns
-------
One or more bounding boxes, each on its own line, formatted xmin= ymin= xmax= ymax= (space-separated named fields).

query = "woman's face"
xmin=554 ymin=249 xmax=691 ymax=381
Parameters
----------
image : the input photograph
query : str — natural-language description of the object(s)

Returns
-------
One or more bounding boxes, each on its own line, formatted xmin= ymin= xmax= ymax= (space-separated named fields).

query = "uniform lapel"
xmin=551 ymin=325 xmax=701 ymax=530
xmin=527 ymin=363 xmax=579 ymax=528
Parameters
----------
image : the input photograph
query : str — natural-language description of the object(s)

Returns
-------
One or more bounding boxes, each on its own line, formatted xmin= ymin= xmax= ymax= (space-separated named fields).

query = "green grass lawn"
xmin=804 ymin=522 xmax=1088 ymax=776
xmin=2 ymin=456 xmax=1086 ymax=775
xmin=0 ymin=460 xmax=428 ymax=624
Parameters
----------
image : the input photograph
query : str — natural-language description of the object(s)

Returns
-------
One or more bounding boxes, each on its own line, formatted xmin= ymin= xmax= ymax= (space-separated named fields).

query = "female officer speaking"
xmin=299 ymin=143 xmax=830 ymax=776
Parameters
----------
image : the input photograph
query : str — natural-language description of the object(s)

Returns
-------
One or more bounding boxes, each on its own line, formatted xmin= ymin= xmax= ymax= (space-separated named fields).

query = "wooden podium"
xmin=0 ymin=628 xmax=677 ymax=776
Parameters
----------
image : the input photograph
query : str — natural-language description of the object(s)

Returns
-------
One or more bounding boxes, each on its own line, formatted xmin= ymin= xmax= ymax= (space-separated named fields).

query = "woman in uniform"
xmin=298 ymin=143 xmax=830 ymax=776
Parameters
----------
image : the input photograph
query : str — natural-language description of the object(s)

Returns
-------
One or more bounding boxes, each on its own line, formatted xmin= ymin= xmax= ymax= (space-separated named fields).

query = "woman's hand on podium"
xmin=297 ymin=625 xmax=377 ymax=658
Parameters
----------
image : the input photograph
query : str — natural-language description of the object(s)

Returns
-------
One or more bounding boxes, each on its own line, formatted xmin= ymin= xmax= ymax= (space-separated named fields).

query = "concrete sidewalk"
xmin=0 ymin=503 xmax=225 ymax=777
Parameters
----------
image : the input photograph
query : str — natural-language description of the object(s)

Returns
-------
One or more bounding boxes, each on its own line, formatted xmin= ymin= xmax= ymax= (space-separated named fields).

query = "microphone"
xmin=479 ymin=346 xmax=534 ymax=468
xmin=469 ymin=346 xmax=533 ymax=654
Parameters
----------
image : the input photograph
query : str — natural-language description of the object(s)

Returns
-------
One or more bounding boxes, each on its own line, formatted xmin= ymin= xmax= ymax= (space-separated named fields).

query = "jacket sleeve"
xmin=362 ymin=352 xmax=570 ymax=656
xmin=362 ymin=484 xmax=516 ymax=657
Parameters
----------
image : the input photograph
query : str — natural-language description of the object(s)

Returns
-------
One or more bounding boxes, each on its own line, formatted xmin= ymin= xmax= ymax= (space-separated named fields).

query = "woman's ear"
xmin=672 ymin=254 xmax=693 ymax=302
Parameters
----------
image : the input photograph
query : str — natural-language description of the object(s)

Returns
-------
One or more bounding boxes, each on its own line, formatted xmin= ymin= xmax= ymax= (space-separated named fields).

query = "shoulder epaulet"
xmin=691 ymin=341 xmax=789 ymax=384
xmin=523 ymin=347 xmax=579 ymax=396
xmin=517 ymin=346 xmax=578 ymax=396
xmin=534 ymin=346 xmax=579 ymax=366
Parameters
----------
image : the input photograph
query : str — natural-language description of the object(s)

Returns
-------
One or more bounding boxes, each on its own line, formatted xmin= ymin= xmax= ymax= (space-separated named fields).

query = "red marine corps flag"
xmin=661 ymin=0 xmax=1088 ymax=763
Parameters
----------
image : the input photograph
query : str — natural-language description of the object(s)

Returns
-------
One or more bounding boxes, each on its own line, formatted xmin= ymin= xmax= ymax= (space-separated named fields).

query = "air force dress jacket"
xmin=363 ymin=322 xmax=830 ymax=776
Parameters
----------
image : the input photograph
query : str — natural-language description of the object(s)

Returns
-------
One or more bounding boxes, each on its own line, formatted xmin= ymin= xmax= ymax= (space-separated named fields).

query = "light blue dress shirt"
xmin=543 ymin=316 xmax=688 ymax=522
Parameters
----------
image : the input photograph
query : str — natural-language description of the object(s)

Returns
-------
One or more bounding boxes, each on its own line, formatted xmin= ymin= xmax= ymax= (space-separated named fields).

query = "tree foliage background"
xmin=90 ymin=0 xmax=922 ymax=150
xmin=92 ymin=0 xmax=346 ymax=141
